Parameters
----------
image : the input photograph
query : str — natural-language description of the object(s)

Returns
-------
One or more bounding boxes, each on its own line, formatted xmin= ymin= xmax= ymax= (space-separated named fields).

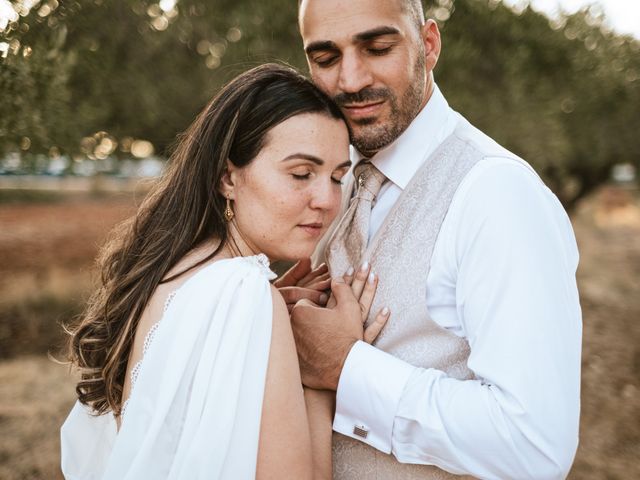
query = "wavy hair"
xmin=67 ymin=63 xmax=344 ymax=416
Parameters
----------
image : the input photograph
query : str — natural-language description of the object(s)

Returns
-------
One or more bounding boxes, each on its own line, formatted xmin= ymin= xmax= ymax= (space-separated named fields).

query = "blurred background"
xmin=0 ymin=0 xmax=638 ymax=478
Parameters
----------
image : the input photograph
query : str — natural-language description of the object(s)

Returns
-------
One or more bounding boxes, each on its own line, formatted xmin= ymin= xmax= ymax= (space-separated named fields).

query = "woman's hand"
xmin=274 ymin=259 xmax=331 ymax=312
xmin=326 ymin=262 xmax=389 ymax=344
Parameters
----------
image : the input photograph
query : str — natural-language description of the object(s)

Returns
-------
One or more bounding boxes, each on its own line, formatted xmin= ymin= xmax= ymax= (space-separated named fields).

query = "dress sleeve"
xmin=61 ymin=259 xmax=274 ymax=480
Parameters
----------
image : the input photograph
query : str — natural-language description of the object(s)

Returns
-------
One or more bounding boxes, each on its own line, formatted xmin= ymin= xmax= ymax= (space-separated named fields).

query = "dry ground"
xmin=0 ymin=186 xmax=638 ymax=479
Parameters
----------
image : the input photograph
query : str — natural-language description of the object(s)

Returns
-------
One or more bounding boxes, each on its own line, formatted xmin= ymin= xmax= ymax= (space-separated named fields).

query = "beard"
xmin=333 ymin=55 xmax=427 ymax=156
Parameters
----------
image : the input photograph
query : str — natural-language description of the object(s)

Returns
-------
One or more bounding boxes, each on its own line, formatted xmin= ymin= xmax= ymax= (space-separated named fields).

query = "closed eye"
xmin=368 ymin=46 xmax=392 ymax=55
xmin=292 ymin=173 xmax=312 ymax=180
xmin=313 ymin=54 xmax=339 ymax=68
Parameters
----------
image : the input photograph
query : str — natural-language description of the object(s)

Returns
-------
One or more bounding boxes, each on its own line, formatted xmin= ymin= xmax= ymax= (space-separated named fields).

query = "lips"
xmin=342 ymin=100 xmax=385 ymax=119
xmin=298 ymin=222 xmax=324 ymax=237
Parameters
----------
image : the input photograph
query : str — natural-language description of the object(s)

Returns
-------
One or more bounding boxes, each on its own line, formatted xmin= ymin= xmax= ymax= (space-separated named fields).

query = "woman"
xmin=61 ymin=64 xmax=388 ymax=479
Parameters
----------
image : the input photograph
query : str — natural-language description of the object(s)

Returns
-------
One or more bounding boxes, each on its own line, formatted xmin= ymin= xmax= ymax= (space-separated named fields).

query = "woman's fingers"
xmin=350 ymin=262 xmax=371 ymax=300
xmin=298 ymin=263 xmax=329 ymax=287
xmin=273 ymin=258 xmax=312 ymax=288
xmin=307 ymin=272 xmax=331 ymax=291
xmin=358 ymin=270 xmax=378 ymax=321
xmin=363 ymin=307 xmax=390 ymax=344
xmin=279 ymin=286 xmax=328 ymax=312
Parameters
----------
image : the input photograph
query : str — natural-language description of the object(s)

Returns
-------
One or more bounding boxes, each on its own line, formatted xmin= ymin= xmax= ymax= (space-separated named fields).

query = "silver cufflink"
xmin=353 ymin=425 xmax=369 ymax=439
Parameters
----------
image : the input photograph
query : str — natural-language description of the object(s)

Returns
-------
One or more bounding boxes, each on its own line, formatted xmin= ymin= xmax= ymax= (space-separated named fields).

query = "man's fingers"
xmin=307 ymin=277 xmax=331 ymax=292
xmin=273 ymin=258 xmax=312 ymax=288
xmin=329 ymin=277 xmax=358 ymax=308
xmin=289 ymin=297 xmax=317 ymax=314
xmin=326 ymin=292 xmax=337 ymax=309
xmin=350 ymin=262 xmax=371 ymax=300
xmin=280 ymin=286 xmax=328 ymax=307
xmin=363 ymin=307 xmax=390 ymax=344
xmin=358 ymin=272 xmax=378 ymax=321
xmin=294 ymin=298 xmax=317 ymax=309
xmin=298 ymin=262 xmax=329 ymax=286
xmin=342 ymin=266 xmax=355 ymax=286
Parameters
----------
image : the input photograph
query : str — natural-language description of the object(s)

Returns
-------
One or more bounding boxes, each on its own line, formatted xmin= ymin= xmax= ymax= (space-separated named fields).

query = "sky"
xmin=502 ymin=0 xmax=640 ymax=38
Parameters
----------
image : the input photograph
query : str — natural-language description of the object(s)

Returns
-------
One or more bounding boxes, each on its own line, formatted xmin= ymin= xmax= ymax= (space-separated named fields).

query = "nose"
xmin=337 ymin=50 xmax=374 ymax=94
xmin=310 ymin=178 xmax=340 ymax=213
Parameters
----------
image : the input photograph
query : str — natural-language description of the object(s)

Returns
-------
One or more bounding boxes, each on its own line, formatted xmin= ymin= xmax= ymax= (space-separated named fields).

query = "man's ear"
xmin=421 ymin=19 xmax=441 ymax=73
xmin=219 ymin=159 xmax=237 ymax=199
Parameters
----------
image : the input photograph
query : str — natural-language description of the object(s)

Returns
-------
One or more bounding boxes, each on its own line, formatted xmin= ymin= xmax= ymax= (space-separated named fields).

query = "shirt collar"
xmin=351 ymin=84 xmax=456 ymax=190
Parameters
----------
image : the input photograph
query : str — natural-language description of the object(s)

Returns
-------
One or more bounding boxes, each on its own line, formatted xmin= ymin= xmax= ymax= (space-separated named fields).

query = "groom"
xmin=289 ymin=0 xmax=582 ymax=478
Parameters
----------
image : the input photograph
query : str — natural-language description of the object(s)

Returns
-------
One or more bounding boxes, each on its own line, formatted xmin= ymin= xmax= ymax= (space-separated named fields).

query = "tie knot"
xmin=353 ymin=161 xmax=386 ymax=201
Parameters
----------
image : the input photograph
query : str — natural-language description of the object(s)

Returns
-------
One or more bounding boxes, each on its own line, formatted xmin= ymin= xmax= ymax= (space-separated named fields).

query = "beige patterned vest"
xmin=326 ymin=133 xmax=483 ymax=480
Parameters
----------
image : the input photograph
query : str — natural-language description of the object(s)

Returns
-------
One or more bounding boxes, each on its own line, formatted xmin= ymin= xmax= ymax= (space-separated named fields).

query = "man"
xmin=289 ymin=0 xmax=582 ymax=478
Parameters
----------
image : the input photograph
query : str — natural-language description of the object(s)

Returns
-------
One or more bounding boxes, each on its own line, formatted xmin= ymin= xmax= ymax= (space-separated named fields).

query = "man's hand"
xmin=274 ymin=258 xmax=331 ymax=312
xmin=291 ymin=264 xmax=390 ymax=391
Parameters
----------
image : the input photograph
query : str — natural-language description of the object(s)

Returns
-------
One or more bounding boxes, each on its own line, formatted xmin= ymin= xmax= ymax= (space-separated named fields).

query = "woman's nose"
xmin=310 ymin=180 xmax=339 ymax=211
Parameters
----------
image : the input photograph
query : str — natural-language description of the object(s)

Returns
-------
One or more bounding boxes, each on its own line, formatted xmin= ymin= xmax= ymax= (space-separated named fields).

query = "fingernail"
xmin=346 ymin=266 xmax=354 ymax=276
xmin=382 ymin=307 xmax=390 ymax=316
xmin=368 ymin=272 xmax=376 ymax=284
xmin=319 ymin=293 xmax=328 ymax=304
xmin=360 ymin=261 xmax=369 ymax=272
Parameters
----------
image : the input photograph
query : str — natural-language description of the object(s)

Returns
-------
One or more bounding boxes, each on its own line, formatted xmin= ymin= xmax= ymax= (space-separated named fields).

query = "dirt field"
xmin=0 ymin=186 xmax=638 ymax=479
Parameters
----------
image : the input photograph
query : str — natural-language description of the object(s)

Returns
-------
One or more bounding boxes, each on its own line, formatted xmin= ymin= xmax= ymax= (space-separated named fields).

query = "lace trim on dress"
xmin=121 ymin=290 xmax=177 ymax=419
xmin=242 ymin=253 xmax=277 ymax=280
xmin=119 ymin=255 xmax=274 ymax=420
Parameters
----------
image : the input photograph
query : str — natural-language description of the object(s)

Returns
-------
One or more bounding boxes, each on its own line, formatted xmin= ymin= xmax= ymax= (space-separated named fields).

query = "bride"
xmin=60 ymin=64 xmax=389 ymax=479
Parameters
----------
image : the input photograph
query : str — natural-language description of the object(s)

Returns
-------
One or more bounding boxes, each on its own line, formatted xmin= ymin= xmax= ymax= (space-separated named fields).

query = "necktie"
xmin=326 ymin=161 xmax=387 ymax=275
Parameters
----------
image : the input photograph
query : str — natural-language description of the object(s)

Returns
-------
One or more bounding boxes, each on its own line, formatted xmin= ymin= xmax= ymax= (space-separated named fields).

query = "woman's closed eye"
xmin=291 ymin=168 xmax=313 ymax=181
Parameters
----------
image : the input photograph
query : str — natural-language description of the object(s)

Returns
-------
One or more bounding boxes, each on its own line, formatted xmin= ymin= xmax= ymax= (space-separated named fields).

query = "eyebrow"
xmin=282 ymin=154 xmax=352 ymax=169
xmin=354 ymin=26 xmax=401 ymax=42
xmin=305 ymin=40 xmax=337 ymax=55
xmin=305 ymin=26 xmax=401 ymax=55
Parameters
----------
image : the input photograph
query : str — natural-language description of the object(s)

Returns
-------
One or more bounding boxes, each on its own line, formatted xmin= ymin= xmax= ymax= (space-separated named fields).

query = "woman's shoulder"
xmin=172 ymin=254 xmax=277 ymax=301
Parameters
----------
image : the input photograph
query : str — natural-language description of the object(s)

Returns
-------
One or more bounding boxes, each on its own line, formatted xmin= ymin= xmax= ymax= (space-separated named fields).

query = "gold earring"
xmin=224 ymin=195 xmax=234 ymax=222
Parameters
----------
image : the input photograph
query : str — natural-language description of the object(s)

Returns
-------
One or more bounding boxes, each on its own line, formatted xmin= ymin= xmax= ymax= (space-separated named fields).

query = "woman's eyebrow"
xmin=282 ymin=153 xmax=324 ymax=165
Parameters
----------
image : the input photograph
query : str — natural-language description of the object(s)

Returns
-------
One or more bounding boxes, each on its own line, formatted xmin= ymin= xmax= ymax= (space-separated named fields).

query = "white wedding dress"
xmin=61 ymin=255 xmax=277 ymax=479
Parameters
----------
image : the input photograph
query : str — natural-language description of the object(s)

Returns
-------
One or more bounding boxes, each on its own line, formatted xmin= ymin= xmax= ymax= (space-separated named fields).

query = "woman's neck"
xmin=225 ymin=221 xmax=260 ymax=258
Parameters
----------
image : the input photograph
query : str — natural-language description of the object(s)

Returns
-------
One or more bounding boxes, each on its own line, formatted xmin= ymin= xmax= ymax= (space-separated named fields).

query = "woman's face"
xmin=227 ymin=112 xmax=351 ymax=261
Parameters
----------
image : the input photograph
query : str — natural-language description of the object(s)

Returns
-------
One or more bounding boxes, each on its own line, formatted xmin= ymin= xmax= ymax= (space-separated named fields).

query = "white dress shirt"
xmin=333 ymin=86 xmax=582 ymax=479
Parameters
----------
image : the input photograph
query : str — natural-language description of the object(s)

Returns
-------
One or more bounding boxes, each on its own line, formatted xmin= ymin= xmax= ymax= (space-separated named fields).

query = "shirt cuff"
xmin=333 ymin=341 xmax=416 ymax=453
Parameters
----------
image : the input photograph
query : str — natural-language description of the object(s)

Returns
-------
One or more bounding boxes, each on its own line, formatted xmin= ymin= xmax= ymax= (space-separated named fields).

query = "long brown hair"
xmin=67 ymin=63 xmax=344 ymax=416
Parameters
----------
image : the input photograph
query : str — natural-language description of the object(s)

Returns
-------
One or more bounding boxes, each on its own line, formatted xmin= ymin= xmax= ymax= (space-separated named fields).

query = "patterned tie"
xmin=326 ymin=161 xmax=387 ymax=276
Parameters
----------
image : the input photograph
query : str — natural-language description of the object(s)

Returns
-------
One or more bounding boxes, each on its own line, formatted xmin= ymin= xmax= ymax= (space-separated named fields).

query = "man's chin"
xmin=350 ymin=123 xmax=396 ymax=154
xmin=350 ymin=116 xmax=378 ymax=127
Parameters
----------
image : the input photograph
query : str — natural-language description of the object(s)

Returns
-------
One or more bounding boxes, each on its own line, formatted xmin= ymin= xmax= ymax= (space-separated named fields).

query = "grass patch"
xmin=0 ymin=189 xmax=67 ymax=205
xmin=0 ymin=294 xmax=83 ymax=360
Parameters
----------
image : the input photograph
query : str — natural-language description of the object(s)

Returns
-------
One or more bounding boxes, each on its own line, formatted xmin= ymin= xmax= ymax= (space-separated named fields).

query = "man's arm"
xmin=333 ymin=161 xmax=582 ymax=479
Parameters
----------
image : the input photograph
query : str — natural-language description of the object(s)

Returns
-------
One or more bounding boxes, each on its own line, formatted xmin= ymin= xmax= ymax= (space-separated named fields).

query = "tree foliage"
xmin=1 ymin=0 xmax=638 ymax=207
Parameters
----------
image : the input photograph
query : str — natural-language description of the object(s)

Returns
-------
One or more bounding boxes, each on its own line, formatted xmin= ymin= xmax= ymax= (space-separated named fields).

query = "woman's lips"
xmin=342 ymin=100 xmax=385 ymax=119
xmin=298 ymin=223 xmax=324 ymax=237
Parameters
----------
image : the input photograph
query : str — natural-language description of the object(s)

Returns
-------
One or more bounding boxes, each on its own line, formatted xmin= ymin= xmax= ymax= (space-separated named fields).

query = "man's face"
xmin=299 ymin=0 xmax=431 ymax=156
